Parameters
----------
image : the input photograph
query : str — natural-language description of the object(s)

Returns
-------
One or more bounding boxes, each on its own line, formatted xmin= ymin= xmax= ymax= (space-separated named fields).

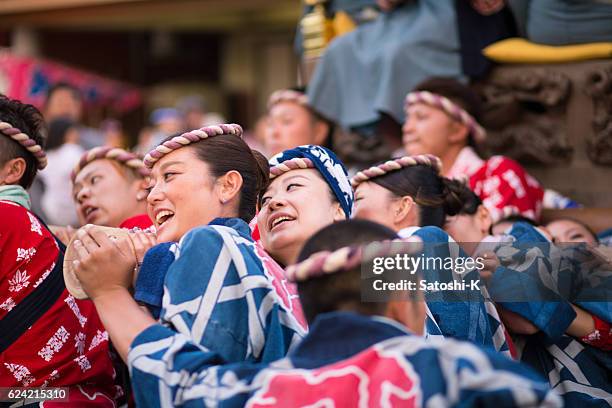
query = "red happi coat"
xmin=446 ymin=147 xmax=544 ymax=222
xmin=0 ymin=200 xmax=119 ymax=406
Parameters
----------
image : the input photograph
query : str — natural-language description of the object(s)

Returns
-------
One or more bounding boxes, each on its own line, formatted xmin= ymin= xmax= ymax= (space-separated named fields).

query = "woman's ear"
xmin=218 ymin=170 xmax=243 ymax=204
xmin=447 ymin=121 xmax=470 ymax=145
xmin=332 ymin=201 xmax=346 ymax=222
xmin=312 ymin=119 xmax=330 ymax=146
xmin=476 ymin=205 xmax=492 ymax=235
xmin=393 ymin=195 xmax=415 ymax=226
xmin=0 ymin=158 xmax=27 ymax=186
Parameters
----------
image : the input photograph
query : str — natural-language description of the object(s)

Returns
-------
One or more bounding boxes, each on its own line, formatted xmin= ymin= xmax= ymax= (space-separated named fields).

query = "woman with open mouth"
xmin=256 ymin=145 xmax=354 ymax=268
xmin=70 ymin=124 xmax=306 ymax=381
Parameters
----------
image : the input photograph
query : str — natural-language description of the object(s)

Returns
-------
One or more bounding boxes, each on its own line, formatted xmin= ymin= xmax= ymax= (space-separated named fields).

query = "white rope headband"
xmin=267 ymin=89 xmax=309 ymax=111
xmin=143 ymin=123 xmax=243 ymax=168
xmin=269 ymin=157 xmax=315 ymax=180
xmin=71 ymin=146 xmax=149 ymax=182
xmin=351 ymin=154 xmax=442 ymax=188
xmin=286 ymin=236 xmax=423 ymax=283
xmin=404 ymin=91 xmax=487 ymax=143
xmin=0 ymin=121 xmax=47 ymax=169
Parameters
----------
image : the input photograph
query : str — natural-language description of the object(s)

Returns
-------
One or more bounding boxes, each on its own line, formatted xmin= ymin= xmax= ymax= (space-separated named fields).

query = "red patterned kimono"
xmin=446 ymin=147 xmax=544 ymax=222
xmin=0 ymin=200 xmax=118 ymax=406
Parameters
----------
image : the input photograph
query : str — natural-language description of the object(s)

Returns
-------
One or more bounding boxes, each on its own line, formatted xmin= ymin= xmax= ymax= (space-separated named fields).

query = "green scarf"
xmin=0 ymin=185 xmax=31 ymax=210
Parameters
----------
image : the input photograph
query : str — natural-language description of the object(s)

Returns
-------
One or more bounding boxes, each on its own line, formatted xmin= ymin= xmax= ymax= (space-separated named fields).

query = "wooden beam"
xmin=0 ymin=0 xmax=299 ymax=32
xmin=0 ymin=0 xmax=147 ymax=14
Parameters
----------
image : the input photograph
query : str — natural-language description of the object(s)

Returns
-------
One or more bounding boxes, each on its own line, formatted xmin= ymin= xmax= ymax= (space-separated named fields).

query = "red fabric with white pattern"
xmin=0 ymin=200 xmax=119 ymax=406
xmin=469 ymin=156 xmax=544 ymax=223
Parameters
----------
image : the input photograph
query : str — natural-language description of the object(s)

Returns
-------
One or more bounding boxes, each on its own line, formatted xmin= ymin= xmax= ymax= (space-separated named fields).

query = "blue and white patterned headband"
xmin=269 ymin=145 xmax=353 ymax=219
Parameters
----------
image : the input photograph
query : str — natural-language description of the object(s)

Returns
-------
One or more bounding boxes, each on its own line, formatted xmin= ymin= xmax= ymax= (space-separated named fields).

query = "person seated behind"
xmin=403 ymin=77 xmax=544 ymax=222
xmin=491 ymin=214 xmax=538 ymax=236
xmin=442 ymin=181 xmax=612 ymax=406
xmin=0 ymin=94 xmax=118 ymax=405
xmin=263 ymin=88 xmax=334 ymax=157
xmin=38 ymin=118 xmax=84 ymax=227
xmin=545 ymin=217 xmax=599 ymax=245
xmin=123 ymin=219 xmax=561 ymax=407
xmin=508 ymin=0 xmax=612 ymax=46
xmin=72 ymin=147 xmax=153 ymax=230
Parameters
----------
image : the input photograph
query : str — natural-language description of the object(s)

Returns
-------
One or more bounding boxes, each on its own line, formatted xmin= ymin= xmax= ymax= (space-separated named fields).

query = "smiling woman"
xmin=71 ymin=125 xmax=307 ymax=401
xmin=257 ymin=145 xmax=354 ymax=267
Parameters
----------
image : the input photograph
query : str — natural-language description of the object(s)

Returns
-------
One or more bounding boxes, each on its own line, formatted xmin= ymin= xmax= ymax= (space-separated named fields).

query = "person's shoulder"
xmin=485 ymin=155 xmax=528 ymax=174
xmin=0 ymin=200 xmax=34 ymax=228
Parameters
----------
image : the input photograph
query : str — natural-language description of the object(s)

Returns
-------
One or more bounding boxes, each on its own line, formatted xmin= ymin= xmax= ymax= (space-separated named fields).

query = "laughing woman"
xmin=72 ymin=125 xmax=306 ymax=379
xmin=256 ymin=145 xmax=354 ymax=268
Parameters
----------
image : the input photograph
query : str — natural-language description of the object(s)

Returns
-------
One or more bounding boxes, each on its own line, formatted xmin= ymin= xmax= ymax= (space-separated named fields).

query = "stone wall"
xmin=474 ymin=59 xmax=612 ymax=206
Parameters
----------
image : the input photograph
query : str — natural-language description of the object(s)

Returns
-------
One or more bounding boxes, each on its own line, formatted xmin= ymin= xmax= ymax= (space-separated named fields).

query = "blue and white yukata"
xmin=140 ymin=217 xmax=306 ymax=365
xmin=487 ymin=222 xmax=612 ymax=406
xmin=128 ymin=311 xmax=561 ymax=407
xmin=400 ymin=226 xmax=513 ymax=356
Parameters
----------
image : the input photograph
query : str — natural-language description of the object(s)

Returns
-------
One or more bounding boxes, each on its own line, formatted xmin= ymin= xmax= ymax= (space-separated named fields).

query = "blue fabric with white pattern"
xmin=128 ymin=312 xmax=561 ymax=407
xmin=269 ymin=145 xmax=353 ymax=218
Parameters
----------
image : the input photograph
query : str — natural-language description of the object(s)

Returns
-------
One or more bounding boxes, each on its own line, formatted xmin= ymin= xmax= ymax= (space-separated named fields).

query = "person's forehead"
xmin=269 ymin=101 xmax=309 ymax=117
xmin=150 ymin=147 xmax=201 ymax=174
xmin=74 ymin=159 xmax=126 ymax=185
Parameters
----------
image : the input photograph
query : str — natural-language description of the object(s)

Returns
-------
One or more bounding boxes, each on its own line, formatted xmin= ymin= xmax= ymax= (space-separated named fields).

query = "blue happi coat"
xmin=144 ymin=217 xmax=305 ymax=365
xmin=488 ymin=222 xmax=612 ymax=406
xmin=128 ymin=311 xmax=561 ymax=407
xmin=404 ymin=226 xmax=511 ymax=355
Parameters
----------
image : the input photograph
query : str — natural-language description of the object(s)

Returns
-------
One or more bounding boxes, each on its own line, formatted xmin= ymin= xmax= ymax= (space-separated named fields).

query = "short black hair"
xmin=296 ymin=219 xmax=398 ymax=323
xmin=0 ymin=94 xmax=46 ymax=188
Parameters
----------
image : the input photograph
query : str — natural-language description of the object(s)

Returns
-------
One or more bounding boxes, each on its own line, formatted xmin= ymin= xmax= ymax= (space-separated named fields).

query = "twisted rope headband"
xmin=143 ymin=123 xmax=243 ymax=168
xmin=267 ymin=89 xmax=308 ymax=111
xmin=351 ymin=154 xmax=442 ymax=188
xmin=71 ymin=146 xmax=149 ymax=182
xmin=269 ymin=157 xmax=315 ymax=179
xmin=285 ymin=236 xmax=423 ymax=283
xmin=0 ymin=121 xmax=47 ymax=169
xmin=404 ymin=91 xmax=487 ymax=143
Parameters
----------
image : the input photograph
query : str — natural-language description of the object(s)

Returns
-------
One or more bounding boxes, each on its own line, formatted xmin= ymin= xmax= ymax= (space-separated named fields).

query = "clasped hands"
xmin=72 ymin=225 xmax=157 ymax=300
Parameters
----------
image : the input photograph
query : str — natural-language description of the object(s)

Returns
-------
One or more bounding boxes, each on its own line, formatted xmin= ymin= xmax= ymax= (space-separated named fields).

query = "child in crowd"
xmin=263 ymin=88 xmax=334 ymax=157
xmin=0 ymin=94 xmax=119 ymax=405
xmin=72 ymin=124 xmax=305 ymax=368
xmin=124 ymin=220 xmax=561 ymax=407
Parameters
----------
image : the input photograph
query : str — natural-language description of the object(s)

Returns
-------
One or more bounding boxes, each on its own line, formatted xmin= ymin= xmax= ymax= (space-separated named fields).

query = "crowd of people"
xmin=1 ymin=1 xmax=612 ymax=407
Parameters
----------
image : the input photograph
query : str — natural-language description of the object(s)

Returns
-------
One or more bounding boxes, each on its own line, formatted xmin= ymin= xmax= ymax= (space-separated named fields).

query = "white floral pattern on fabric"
xmin=38 ymin=326 xmax=70 ymax=362
xmin=75 ymin=332 xmax=86 ymax=355
xmin=4 ymin=363 xmax=36 ymax=386
xmin=27 ymin=212 xmax=42 ymax=236
xmin=74 ymin=355 xmax=92 ymax=373
xmin=0 ymin=297 xmax=16 ymax=312
xmin=33 ymin=263 xmax=54 ymax=288
xmin=88 ymin=330 xmax=109 ymax=351
xmin=8 ymin=269 xmax=30 ymax=292
xmin=64 ymin=295 xmax=88 ymax=328
xmin=308 ymin=146 xmax=354 ymax=215
xmin=16 ymin=247 xmax=36 ymax=262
